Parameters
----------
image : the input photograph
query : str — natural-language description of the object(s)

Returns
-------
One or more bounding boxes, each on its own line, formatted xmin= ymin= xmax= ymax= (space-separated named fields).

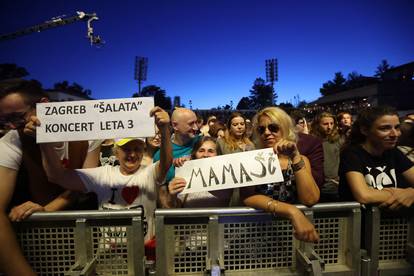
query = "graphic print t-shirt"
xmin=75 ymin=163 xmax=158 ymax=240
xmin=339 ymin=145 xmax=413 ymax=201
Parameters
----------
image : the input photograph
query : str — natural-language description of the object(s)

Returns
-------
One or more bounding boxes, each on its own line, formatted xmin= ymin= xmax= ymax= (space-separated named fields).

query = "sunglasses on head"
xmin=257 ymin=123 xmax=280 ymax=135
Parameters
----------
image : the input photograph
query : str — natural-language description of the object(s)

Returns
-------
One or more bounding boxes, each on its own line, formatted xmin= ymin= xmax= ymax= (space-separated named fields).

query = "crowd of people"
xmin=0 ymin=78 xmax=413 ymax=275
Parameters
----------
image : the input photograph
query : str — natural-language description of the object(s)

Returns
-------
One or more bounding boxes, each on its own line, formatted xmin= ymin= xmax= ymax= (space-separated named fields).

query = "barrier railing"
xmin=13 ymin=209 xmax=146 ymax=276
xmin=155 ymin=202 xmax=361 ymax=276
xmin=11 ymin=203 xmax=414 ymax=276
xmin=362 ymin=206 xmax=414 ymax=276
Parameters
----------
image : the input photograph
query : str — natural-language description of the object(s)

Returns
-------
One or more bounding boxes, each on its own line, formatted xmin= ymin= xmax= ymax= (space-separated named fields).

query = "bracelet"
xmin=266 ymin=199 xmax=274 ymax=212
xmin=292 ymin=157 xmax=305 ymax=172
xmin=270 ymin=200 xmax=279 ymax=213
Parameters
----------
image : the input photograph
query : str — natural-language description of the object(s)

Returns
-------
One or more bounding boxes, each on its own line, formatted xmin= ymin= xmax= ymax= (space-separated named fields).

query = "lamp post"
xmin=135 ymin=56 xmax=148 ymax=95
xmin=265 ymin=58 xmax=278 ymax=88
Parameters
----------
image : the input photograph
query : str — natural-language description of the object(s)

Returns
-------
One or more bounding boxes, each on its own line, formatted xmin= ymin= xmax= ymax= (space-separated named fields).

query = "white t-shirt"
xmin=76 ymin=163 xmax=159 ymax=240
xmin=0 ymin=130 xmax=102 ymax=170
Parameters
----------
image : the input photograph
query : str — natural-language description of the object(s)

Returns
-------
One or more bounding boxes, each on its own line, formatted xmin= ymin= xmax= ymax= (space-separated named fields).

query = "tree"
xmin=0 ymin=63 xmax=29 ymax=80
xmin=236 ymin=96 xmax=252 ymax=110
xmin=133 ymin=85 xmax=172 ymax=110
xmin=346 ymin=71 xmax=363 ymax=89
xmin=319 ymin=71 xmax=346 ymax=95
xmin=53 ymin=81 xmax=93 ymax=97
xmin=375 ymin=59 xmax=393 ymax=79
xmin=249 ymin=78 xmax=276 ymax=109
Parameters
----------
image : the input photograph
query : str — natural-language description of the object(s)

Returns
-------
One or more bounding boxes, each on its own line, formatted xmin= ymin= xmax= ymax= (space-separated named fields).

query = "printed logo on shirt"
xmin=107 ymin=186 xmax=140 ymax=205
xmin=364 ymin=166 xmax=397 ymax=190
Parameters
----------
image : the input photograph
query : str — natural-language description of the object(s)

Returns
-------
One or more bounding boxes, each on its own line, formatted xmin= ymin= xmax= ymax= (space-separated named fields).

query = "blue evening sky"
xmin=0 ymin=0 xmax=413 ymax=109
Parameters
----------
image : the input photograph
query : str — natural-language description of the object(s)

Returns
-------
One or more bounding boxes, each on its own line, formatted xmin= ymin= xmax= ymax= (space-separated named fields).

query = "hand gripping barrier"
xmin=12 ymin=203 xmax=413 ymax=276
xmin=362 ymin=206 xmax=414 ymax=276
xmin=155 ymin=202 xmax=361 ymax=276
xmin=13 ymin=209 xmax=146 ymax=276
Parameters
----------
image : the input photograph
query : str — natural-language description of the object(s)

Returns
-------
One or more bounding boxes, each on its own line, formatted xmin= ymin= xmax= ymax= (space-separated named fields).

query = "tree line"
xmin=0 ymin=59 xmax=395 ymax=111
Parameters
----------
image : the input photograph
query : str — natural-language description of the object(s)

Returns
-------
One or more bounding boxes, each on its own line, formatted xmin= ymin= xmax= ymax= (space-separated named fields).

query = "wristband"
xmin=292 ymin=157 xmax=305 ymax=172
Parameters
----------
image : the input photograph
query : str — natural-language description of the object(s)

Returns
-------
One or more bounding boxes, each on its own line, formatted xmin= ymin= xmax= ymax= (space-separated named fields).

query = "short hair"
xmin=252 ymin=107 xmax=297 ymax=148
xmin=0 ymin=78 xmax=47 ymax=106
xmin=348 ymin=106 xmax=399 ymax=145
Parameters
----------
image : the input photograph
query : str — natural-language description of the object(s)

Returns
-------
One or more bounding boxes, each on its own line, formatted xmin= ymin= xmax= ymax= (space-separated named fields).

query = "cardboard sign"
xmin=36 ymin=97 xmax=155 ymax=143
xmin=176 ymin=148 xmax=284 ymax=194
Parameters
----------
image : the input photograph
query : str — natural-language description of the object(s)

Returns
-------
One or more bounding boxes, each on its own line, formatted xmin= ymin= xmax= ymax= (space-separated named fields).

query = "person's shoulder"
xmin=298 ymin=132 xmax=322 ymax=145
xmin=0 ymin=130 xmax=20 ymax=145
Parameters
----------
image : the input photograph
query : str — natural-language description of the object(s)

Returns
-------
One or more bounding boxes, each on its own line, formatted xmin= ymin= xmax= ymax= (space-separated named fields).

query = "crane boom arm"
xmin=0 ymin=11 xmax=101 ymax=45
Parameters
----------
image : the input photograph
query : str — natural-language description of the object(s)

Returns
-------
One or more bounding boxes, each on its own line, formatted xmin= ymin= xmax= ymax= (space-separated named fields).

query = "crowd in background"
xmin=0 ymin=78 xmax=413 ymax=276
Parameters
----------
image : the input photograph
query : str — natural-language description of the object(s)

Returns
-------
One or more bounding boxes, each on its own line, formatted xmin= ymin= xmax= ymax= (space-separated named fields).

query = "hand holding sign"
xmin=176 ymin=148 xmax=284 ymax=194
xmin=168 ymin=177 xmax=187 ymax=195
xmin=23 ymin=115 xmax=41 ymax=137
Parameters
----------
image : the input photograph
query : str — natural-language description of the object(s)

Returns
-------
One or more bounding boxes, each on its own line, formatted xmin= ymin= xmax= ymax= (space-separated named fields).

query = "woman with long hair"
xmin=241 ymin=107 xmax=320 ymax=242
xmin=339 ymin=106 xmax=414 ymax=208
xmin=216 ymin=112 xmax=255 ymax=155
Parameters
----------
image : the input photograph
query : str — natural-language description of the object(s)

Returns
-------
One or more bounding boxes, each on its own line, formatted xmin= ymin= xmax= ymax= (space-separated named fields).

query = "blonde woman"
xmin=240 ymin=107 xmax=320 ymax=242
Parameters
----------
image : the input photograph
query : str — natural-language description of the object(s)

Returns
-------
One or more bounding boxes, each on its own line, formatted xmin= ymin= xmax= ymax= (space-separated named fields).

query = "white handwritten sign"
xmin=176 ymin=148 xmax=284 ymax=194
xmin=36 ymin=97 xmax=155 ymax=143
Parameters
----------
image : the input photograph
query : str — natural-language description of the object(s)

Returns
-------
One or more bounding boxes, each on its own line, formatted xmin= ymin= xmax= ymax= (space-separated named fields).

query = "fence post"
xmin=206 ymin=215 xmax=224 ymax=275
xmin=127 ymin=216 xmax=146 ymax=276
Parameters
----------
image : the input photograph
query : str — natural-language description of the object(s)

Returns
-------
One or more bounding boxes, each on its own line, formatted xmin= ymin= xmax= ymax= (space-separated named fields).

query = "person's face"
xmin=175 ymin=111 xmax=198 ymax=138
xmin=257 ymin=115 xmax=282 ymax=148
xmin=0 ymin=93 xmax=34 ymax=130
xmin=147 ymin=127 xmax=161 ymax=148
xmin=115 ymin=140 xmax=145 ymax=174
xmin=217 ymin=129 xmax=225 ymax=139
xmin=296 ymin=118 xmax=306 ymax=133
xmin=320 ymin=117 xmax=335 ymax=136
xmin=230 ymin=116 xmax=245 ymax=138
xmin=341 ymin=114 xmax=352 ymax=127
xmin=195 ymin=140 xmax=217 ymax=159
xmin=365 ymin=115 xmax=401 ymax=151
xmin=208 ymin=119 xmax=217 ymax=127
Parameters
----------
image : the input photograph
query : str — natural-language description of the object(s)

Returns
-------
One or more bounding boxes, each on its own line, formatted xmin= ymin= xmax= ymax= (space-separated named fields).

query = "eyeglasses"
xmin=0 ymin=109 xmax=31 ymax=129
xmin=257 ymin=123 xmax=280 ymax=135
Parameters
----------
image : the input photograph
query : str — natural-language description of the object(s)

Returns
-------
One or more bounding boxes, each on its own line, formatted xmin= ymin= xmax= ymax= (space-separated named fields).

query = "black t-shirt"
xmin=339 ymin=144 xmax=413 ymax=201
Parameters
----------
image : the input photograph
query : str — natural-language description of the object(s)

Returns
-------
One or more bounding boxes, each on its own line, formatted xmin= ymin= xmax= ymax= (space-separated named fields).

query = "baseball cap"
xmin=114 ymin=138 xmax=145 ymax=147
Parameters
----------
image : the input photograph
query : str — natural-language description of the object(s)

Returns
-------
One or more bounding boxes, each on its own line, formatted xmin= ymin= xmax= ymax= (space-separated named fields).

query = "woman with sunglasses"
xmin=241 ymin=107 xmax=320 ymax=242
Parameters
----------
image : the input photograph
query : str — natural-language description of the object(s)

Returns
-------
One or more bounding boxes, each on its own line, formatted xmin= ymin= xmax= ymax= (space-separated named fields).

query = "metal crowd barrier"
xmin=362 ymin=206 xmax=414 ymax=276
xmin=11 ymin=203 xmax=414 ymax=276
xmin=155 ymin=202 xmax=361 ymax=276
xmin=13 ymin=209 xmax=146 ymax=276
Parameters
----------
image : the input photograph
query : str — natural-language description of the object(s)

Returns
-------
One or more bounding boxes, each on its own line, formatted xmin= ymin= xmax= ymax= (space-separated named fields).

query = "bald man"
xmin=153 ymin=108 xmax=200 ymax=184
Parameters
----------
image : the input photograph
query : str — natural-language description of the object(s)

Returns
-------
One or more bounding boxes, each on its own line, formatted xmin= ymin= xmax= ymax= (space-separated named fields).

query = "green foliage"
xmin=53 ymin=81 xmax=92 ymax=97
xmin=134 ymin=85 xmax=172 ymax=110
xmin=236 ymin=96 xmax=252 ymax=109
xmin=249 ymin=78 xmax=277 ymax=109
xmin=374 ymin=59 xmax=393 ymax=79
xmin=0 ymin=63 xmax=29 ymax=80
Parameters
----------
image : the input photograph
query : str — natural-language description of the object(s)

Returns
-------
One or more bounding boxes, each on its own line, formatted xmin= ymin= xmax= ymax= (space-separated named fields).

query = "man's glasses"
xmin=257 ymin=123 xmax=280 ymax=135
xmin=0 ymin=109 xmax=30 ymax=129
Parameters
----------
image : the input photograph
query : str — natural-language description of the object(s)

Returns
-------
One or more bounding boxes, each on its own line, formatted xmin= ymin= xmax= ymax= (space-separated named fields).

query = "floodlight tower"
xmin=135 ymin=56 xmax=148 ymax=95
xmin=265 ymin=58 xmax=278 ymax=88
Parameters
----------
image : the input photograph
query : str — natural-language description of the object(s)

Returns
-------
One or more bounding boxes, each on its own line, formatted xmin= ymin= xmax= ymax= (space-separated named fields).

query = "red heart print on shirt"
xmin=121 ymin=186 xmax=140 ymax=204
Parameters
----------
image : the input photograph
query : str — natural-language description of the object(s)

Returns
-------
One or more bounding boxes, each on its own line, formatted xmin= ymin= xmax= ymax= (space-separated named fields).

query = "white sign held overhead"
xmin=176 ymin=148 xmax=284 ymax=194
xmin=36 ymin=97 xmax=155 ymax=143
